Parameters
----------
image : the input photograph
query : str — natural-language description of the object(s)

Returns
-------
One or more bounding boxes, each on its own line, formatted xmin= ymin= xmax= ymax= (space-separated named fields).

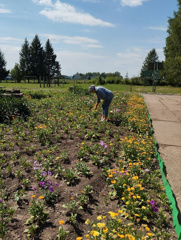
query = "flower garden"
xmin=0 ymin=88 xmax=178 ymax=240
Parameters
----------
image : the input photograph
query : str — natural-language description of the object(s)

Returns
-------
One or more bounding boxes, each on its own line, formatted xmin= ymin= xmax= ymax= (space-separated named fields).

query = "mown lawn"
xmin=0 ymin=82 xmax=181 ymax=94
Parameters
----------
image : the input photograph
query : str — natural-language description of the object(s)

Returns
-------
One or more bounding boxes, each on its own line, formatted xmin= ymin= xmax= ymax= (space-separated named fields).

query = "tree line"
xmin=0 ymin=0 xmax=181 ymax=86
xmin=0 ymin=34 xmax=61 ymax=82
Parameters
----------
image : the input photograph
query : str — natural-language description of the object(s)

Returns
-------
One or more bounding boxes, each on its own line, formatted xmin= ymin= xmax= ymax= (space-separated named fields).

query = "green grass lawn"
xmin=0 ymin=82 xmax=181 ymax=94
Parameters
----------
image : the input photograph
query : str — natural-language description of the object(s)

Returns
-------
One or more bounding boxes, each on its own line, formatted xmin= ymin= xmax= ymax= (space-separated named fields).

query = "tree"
xmin=19 ymin=38 xmax=31 ymax=78
xmin=44 ymin=39 xmax=56 ymax=78
xmin=164 ymin=0 xmax=181 ymax=86
xmin=29 ymin=34 xmax=45 ymax=78
xmin=140 ymin=48 xmax=159 ymax=75
xmin=11 ymin=63 xmax=22 ymax=83
xmin=0 ymin=49 xmax=8 ymax=80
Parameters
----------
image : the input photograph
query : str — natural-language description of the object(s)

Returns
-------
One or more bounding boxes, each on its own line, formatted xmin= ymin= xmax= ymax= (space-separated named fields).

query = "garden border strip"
xmin=147 ymin=111 xmax=181 ymax=240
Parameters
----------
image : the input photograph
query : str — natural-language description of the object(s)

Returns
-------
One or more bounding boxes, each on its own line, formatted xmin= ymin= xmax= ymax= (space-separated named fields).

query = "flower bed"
xmin=0 ymin=90 xmax=178 ymax=240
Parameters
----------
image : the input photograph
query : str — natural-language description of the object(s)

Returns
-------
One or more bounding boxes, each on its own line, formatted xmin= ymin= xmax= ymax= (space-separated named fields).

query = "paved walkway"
xmin=143 ymin=94 xmax=181 ymax=213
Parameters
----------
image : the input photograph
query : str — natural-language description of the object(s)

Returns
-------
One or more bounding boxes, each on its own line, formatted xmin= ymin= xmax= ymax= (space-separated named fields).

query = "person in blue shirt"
xmin=89 ymin=85 xmax=114 ymax=121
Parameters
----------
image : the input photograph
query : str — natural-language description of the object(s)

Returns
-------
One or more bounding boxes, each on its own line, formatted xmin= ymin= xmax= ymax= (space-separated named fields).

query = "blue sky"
xmin=0 ymin=0 xmax=178 ymax=77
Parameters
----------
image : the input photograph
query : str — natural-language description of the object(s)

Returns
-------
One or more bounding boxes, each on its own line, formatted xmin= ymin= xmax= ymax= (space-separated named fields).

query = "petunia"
xmin=48 ymin=171 xmax=52 ymax=176
xmin=100 ymin=141 xmax=104 ymax=146
xmin=150 ymin=200 xmax=155 ymax=205
xmin=49 ymin=186 xmax=54 ymax=192
xmin=41 ymin=171 xmax=46 ymax=177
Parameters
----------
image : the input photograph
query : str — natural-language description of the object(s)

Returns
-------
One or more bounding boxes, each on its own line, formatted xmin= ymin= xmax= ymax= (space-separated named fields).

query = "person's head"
xmin=89 ymin=85 xmax=96 ymax=93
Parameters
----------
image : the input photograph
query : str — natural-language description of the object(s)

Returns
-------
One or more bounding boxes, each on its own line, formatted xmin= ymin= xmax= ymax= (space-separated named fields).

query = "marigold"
xmin=111 ymin=180 xmax=116 ymax=184
xmin=103 ymin=227 xmax=108 ymax=233
xmin=97 ymin=215 xmax=102 ymax=220
xmin=59 ymin=220 xmax=65 ymax=225
xmin=85 ymin=219 xmax=90 ymax=225
xmin=38 ymin=196 xmax=44 ymax=199
xmin=90 ymin=230 xmax=99 ymax=237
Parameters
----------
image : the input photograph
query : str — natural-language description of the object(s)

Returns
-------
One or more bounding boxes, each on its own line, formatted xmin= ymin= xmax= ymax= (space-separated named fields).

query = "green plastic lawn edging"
xmin=147 ymin=113 xmax=181 ymax=240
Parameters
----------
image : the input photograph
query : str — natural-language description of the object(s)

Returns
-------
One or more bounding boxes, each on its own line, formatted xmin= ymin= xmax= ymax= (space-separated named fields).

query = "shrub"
xmin=0 ymin=96 xmax=31 ymax=123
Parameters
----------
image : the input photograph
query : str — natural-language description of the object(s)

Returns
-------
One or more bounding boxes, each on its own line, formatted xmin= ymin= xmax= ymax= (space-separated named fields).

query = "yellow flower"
xmin=117 ymin=234 xmax=125 ymax=238
xmin=85 ymin=219 xmax=90 ymax=225
xmin=90 ymin=231 xmax=99 ymax=237
xmin=111 ymin=180 xmax=116 ymax=184
xmin=59 ymin=220 xmax=65 ymax=225
xmin=97 ymin=222 xmax=105 ymax=228
xmin=97 ymin=215 xmax=102 ymax=220
xmin=85 ymin=234 xmax=89 ymax=238
xmin=145 ymin=227 xmax=150 ymax=231
xmin=38 ymin=196 xmax=44 ymax=199
xmin=103 ymin=227 xmax=108 ymax=233
xmin=31 ymin=195 xmax=36 ymax=198
xmin=147 ymin=233 xmax=153 ymax=237
xmin=76 ymin=237 xmax=82 ymax=240
xmin=132 ymin=176 xmax=139 ymax=180
xmin=108 ymin=211 xmax=118 ymax=218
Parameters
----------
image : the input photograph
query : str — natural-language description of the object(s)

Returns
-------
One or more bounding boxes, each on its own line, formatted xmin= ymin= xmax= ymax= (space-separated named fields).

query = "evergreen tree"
xmin=44 ymin=39 xmax=60 ymax=78
xmin=140 ymin=48 xmax=159 ymax=76
xmin=164 ymin=0 xmax=181 ymax=86
xmin=0 ymin=49 xmax=8 ymax=80
xmin=11 ymin=63 xmax=22 ymax=83
xmin=29 ymin=34 xmax=45 ymax=78
xmin=19 ymin=38 xmax=31 ymax=78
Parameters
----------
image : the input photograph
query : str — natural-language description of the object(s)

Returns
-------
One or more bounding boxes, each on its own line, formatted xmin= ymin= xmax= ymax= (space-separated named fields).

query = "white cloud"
xmin=32 ymin=0 xmax=52 ymax=6
xmin=33 ymin=0 xmax=115 ymax=27
xmin=0 ymin=8 xmax=11 ymax=13
xmin=0 ymin=37 xmax=22 ymax=43
xmin=121 ymin=0 xmax=147 ymax=7
xmin=146 ymin=26 xmax=167 ymax=31
xmin=41 ymin=33 xmax=103 ymax=48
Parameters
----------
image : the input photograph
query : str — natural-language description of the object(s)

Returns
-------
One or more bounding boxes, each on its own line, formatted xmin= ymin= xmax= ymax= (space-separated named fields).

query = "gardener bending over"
xmin=89 ymin=85 xmax=114 ymax=121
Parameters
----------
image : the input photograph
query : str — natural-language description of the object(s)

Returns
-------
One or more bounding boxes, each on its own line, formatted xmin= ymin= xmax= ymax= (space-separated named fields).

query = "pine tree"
xmin=19 ymin=38 xmax=31 ymax=78
xmin=29 ymin=34 xmax=45 ymax=78
xmin=0 ymin=49 xmax=8 ymax=80
xmin=164 ymin=0 xmax=181 ymax=86
xmin=140 ymin=48 xmax=159 ymax=76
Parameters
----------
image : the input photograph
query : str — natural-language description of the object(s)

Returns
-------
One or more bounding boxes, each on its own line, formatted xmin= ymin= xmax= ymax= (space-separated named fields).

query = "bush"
xmin=0 ymin=97 xmax=31 ymax=123
xmin=69 ymin=86 xmax=89 ymax=95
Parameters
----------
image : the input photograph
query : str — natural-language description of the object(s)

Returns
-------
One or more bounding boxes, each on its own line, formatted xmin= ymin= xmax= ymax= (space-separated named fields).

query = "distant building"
xmin=72 ymin=74 xmax=81 ymax=80
xmin=5 ymin=75 xmax=12 ymax=80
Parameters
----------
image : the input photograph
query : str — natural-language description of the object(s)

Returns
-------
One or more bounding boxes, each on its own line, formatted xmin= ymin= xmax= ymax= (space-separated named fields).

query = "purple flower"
xmin=153 ymin=207 xmax=159 ymax=213
xmin=55 ymin=183 xmax=59 ymax=187
xmin=42 ymin=171 xmax=46 ymax=177
xmin=0 ymin=199 xmax=3 ymax=202
xmin=100 ymin=141 xmax=104 ymax=146
xmin=39 ymin=181 xmax=45 ymax=186
xmin=48 ymin=171 xmax=52 ymax=176
xmin=33 ymin=186 xmax=37 ymax=190
xmin=47 ymin=181 xmax=52 ymax=185
xmin=49 ymin=186 xmax=54 ymax=192
xmin=104 ymin=145 xmax=108 ymax=149
xmin=150 ymin=200 xmax=155 ymax=205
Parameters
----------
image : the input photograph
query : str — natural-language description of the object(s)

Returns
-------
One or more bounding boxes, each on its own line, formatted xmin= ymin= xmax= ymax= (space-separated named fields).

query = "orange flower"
xmin=31 ymin=195 xmax=36 ymax=198
xmin=59 ymin=220 xmax=65 ymax=225
xmin=39 ymin=196 xmax=44 ymax=199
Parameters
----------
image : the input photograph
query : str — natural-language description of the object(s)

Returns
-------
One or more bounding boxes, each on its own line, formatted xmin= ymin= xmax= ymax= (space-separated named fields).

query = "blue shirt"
xmin=95 ymin=86 xmax=114 ymax=103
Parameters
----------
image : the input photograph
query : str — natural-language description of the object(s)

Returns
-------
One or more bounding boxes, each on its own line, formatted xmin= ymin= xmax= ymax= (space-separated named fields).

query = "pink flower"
xmin=100 ymin=141 xmax=104 ymax=146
